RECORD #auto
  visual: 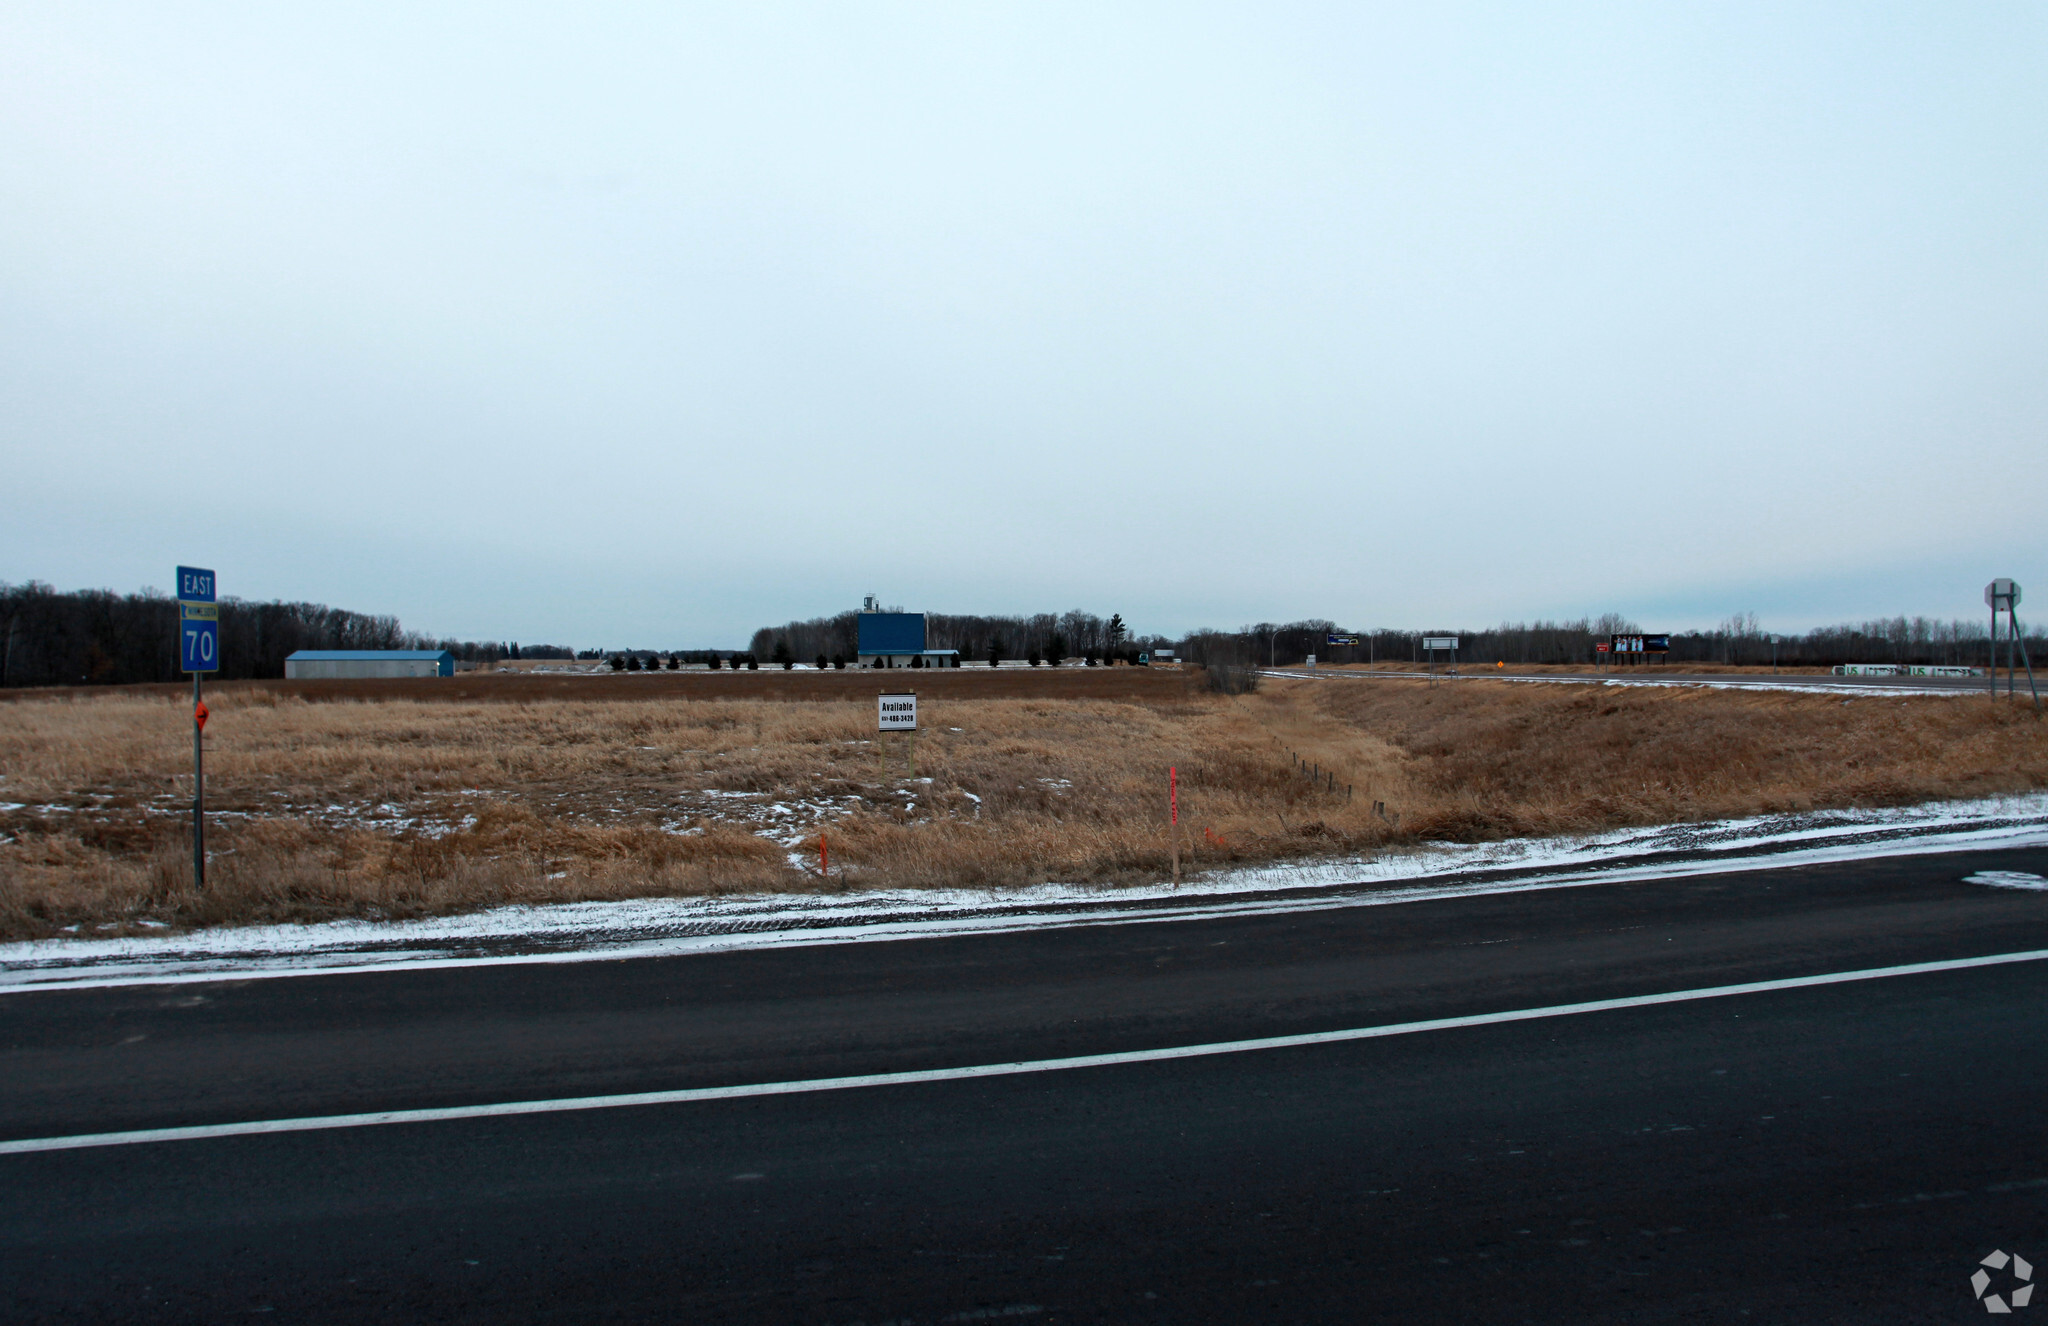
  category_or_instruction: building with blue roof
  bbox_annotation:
[855,599,959,668]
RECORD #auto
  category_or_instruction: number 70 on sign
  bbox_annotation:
[180,608,219,673]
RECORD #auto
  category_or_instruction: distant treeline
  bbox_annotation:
[747,609,2042,673]
[749,609,1175,665]
[9,577,2039,689]
[1185,613,2044,669]
[0,581,567,687]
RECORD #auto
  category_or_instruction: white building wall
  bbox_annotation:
[285,659,442,679]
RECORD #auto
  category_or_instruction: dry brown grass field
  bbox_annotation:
[3,671,2044,939]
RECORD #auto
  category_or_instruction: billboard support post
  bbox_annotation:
[2019,623,2041,716]
[1986,580,2040,716]
[1422,636,1459,684]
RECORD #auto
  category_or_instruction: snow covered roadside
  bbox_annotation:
[1259,668,1978,697]
[5,793,2047,992]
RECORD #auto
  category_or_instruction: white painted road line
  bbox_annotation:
[5,948,2045,1157]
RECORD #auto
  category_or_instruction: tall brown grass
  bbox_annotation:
[2,679,2043,938]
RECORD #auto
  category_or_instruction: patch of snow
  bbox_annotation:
[0,803,24,812]
[1965,870,2048,891]
[5,793,2047,992]
[1261,668,1976,699]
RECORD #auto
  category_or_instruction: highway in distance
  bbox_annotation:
[1264,665,2020,695]
[4,847,2047,1322]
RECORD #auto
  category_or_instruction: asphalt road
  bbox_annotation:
[4,847,2047,1323]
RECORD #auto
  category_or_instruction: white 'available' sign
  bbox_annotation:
[878,693,918,732]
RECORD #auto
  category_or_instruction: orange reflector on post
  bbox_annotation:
[194,700,210,731]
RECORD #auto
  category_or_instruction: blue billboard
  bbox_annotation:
[857,613,927,655]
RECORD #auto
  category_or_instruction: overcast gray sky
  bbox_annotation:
[4,3,2042,647]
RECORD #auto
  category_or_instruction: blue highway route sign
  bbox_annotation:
[177,565,219,673]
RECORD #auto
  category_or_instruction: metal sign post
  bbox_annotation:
[1169,765,1179,889]
[176,566,218,887]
